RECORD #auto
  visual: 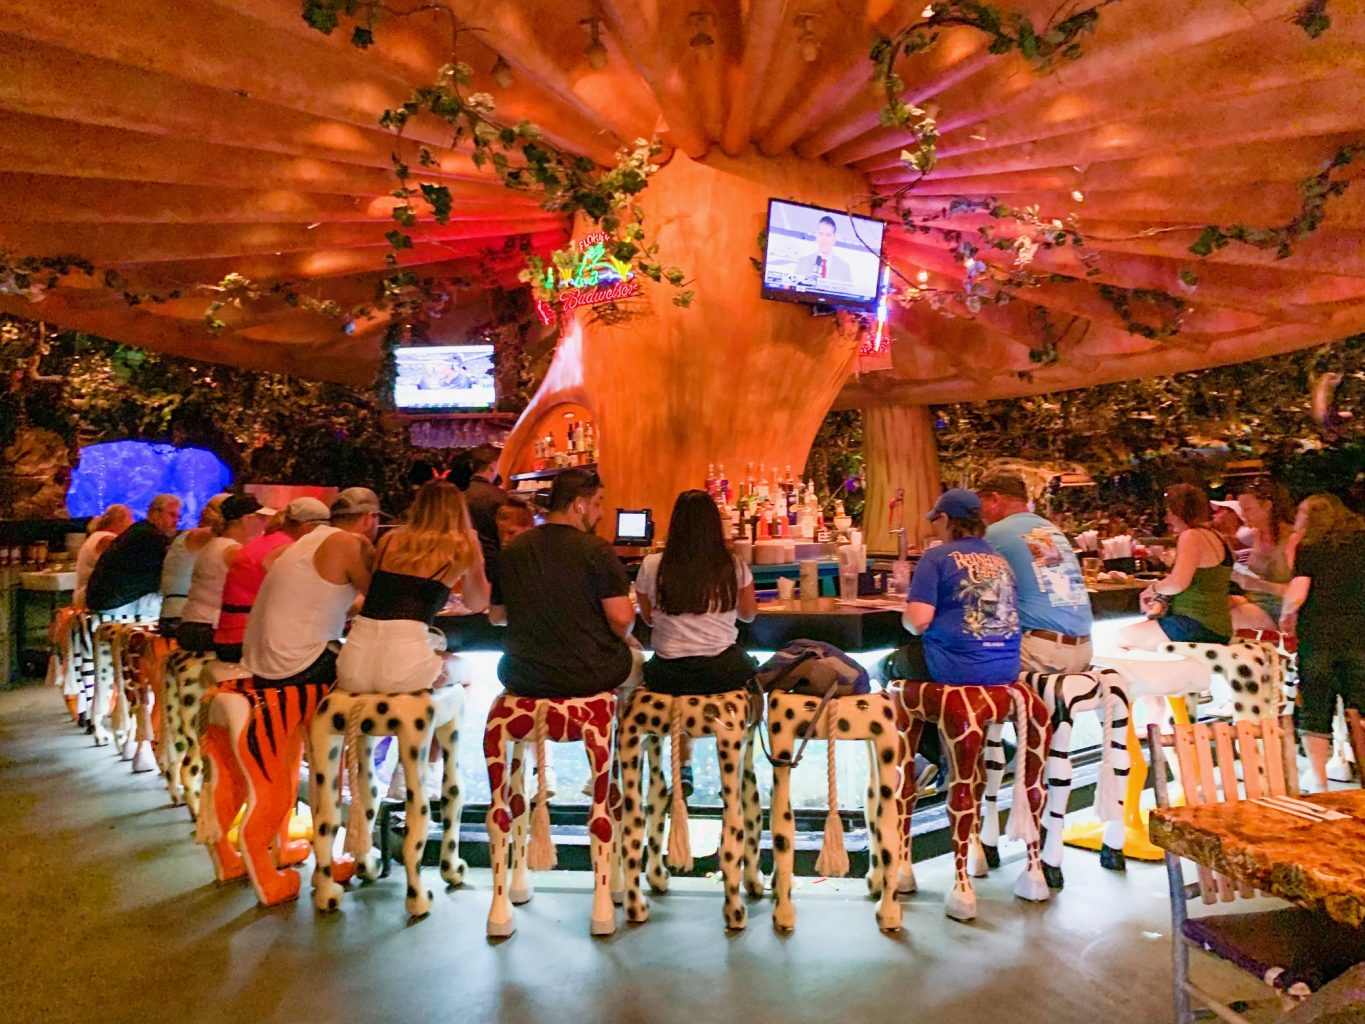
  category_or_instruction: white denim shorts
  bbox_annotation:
[335,617,447,694]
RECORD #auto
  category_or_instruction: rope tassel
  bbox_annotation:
[527,705,557,871]
[343,702,369,860]
[1005,689,1041,845]
[813,704,849,878]
[667,700,693,871]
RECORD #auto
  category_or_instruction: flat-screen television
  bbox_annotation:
[393,344,496,412]
[761,199,886,311]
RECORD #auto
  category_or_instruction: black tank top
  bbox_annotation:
[360,559,454,625]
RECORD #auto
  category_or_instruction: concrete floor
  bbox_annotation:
[0,683,1265,1024]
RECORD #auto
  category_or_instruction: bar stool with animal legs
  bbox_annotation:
[48,606,85,723]
[196,666,332,906]
[160,648,218,815]
[892,680,1051,922]
[123,629,172,774]
[1158,641,1284,723]
[308,685,466,918]
[765,690,906,933]
[89,613,137,747]
[978,669,1131,889]
[482,692,618,938]
[616,688,762,930]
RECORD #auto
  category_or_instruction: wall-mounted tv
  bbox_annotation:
[761,199,886,312]
[393,344,496,412]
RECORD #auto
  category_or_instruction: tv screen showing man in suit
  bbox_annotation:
[393,344,496,411]
[762,200,885,310]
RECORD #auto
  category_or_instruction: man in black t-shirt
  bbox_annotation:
[464,444,507,552]
[491,469,637,698]
[86,493,182,615]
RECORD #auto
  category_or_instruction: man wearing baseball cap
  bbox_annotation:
[892,488,1021,685]
[242,487,379,686]
[978,473,1093,674]
[213,497,330,662]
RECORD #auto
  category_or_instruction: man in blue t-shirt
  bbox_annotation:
[894,488,1021,685]
[977,474,1093,674]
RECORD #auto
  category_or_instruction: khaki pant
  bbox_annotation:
[1019,633,1092,675]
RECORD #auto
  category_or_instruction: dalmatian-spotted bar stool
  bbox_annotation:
[482,692,618,938]
[307,686,466,918]
[766,689,907,933]
[978,669,1131,889]
[616,688,763,930]
[160,649,219,815]
[1158,640,1284,721]
[891,680,1051,923]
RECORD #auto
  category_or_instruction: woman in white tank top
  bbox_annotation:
[159,494,229,631]
[177,495,269,654]
[73,504,133,607]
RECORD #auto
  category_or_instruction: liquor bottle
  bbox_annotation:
[757,471,769,500]
[706,463,717,497]
[718,464,730,504]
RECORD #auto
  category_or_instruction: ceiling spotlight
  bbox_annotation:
[491,54,513,89]
[795,12,821,62]
[1071,190,1085,202]
[688,11,716,55]
[582,15,608,70]
[916,269,930,284]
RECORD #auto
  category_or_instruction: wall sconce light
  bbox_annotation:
[491,54,514,89]
[582,15,608,70]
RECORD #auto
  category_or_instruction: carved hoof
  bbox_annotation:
[982,843,1001,870]
[510,886,533,906]
[896,864,918,896]
[312,878,345,912]
[440,856,468,888]
[865,869,884,898]
[772,903,796,932]
[647,870,670,895]
[1014,867,1051,903]
[1042,862,1065,890]
[132,742,157,773]
[611,888,625,907]
[590,914,616,937]
[876,901,903,933]
[278,839,312,868]
[945,886,977,922]
[256,869,302,907]
[967,838,990,878]
[744,873,765,899]
[406,888,433,919]
[487,900,515,939]
[118,735,137,761]
[726,905,749,932]
[356,851,381,882]
[626,899,650,924]
[1099,845,1127,872]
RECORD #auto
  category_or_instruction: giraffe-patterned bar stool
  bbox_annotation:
[307,686,466,918]
[616,687,763,930]
[978,669,1132,889]
[766,690,907,933]
[482,692,618,938]
[892,679,1051,923]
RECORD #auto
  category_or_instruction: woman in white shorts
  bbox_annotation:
[336,481,490,693]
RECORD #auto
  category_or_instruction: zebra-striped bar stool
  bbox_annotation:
[978,669,1132,889]
[616,687,763,931]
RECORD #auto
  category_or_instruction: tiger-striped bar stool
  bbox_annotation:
[482,692,618,938]
[1157,641,1283,722]
[197,667,326,907]
[978,669,1131,889]
[891,680,1051,923]
[766,690,907,933]
[307,686,466,918]
[616,687,763,931]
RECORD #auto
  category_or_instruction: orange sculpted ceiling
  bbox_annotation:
[1,0,1363,400]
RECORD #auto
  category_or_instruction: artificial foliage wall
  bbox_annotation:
[0,314,446,516]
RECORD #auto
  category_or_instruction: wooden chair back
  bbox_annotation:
[1346,709,1365,781]
[1148,716,1298,905]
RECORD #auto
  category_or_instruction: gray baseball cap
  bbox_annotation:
[330,487,386,518]
[285,497,331,523]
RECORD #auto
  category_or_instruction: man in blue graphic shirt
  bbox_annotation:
[977,474,1093,674]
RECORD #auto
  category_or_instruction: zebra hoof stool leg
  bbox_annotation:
[981,843,1000,869]
[1099,845,1126,872]
[1042,862,1065,890]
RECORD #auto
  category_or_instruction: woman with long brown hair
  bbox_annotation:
[336,480,490,693]
[1120,483,1233,649]
[636,490,758,696]
[1229,476,1299,631]
[1279,494,1365,790]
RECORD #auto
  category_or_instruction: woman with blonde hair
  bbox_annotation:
[1279,494,1365,791]
[1229,477,1299,631]
[337,480,490,693]
[73,504,134,607]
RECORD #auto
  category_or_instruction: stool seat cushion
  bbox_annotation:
[1182,907,1365,993]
